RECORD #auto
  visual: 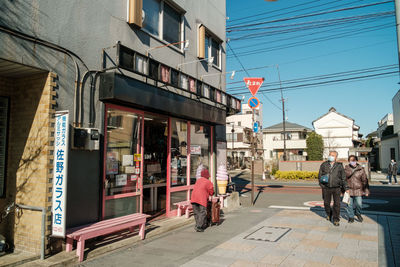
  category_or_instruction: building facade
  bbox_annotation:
[313,107,362,159]
[263,121,312,161]
[0,0,240,256]
[226,103,263,168]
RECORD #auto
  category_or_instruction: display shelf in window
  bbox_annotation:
[135,54,148,75]
[118,45,135,70]
[149,59,159,80]
[160,65,170,83]
[171,69,179,87]
[180,74,188,90]
[189,77,196,93]
[221,93,227,105]
[203,84,210,99]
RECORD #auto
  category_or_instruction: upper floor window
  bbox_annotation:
[142,0,183,49]
[198,25,222,69]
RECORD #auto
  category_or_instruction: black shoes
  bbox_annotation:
[348,218,354,223]
[356,214,363,222]
[333,221,340,226]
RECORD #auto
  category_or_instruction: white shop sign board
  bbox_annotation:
[52,111,69,237]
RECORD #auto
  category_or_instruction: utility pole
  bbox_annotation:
[277,65,287,161]
[395,0,400,76]
[231,123,235,168]
[251,108,255,205]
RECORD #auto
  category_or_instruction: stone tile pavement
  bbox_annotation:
[182,208,395,267]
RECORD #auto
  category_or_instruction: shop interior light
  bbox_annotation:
[177,57,214,69]
[200,70,236,81]
[146,40,189,56]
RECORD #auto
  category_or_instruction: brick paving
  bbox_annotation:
[182,209,382,267]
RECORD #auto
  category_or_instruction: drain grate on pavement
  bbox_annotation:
[243,226,291,242]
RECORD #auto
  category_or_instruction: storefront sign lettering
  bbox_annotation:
[190,145,201,155]
[52,111,69,238]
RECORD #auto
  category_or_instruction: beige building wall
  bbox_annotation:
[0,72,56,254]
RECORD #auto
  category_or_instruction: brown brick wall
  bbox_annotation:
[0,72,56,254]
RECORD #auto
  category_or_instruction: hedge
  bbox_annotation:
[274,170,318,180]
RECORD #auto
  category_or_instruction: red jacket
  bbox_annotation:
[191,178,214,207]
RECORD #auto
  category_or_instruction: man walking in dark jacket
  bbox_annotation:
[318,151,348,226]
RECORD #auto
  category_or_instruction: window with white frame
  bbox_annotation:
[205,35,221,68]
[142,0,183,48]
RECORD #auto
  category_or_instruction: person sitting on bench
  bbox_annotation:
[191,167,214,232]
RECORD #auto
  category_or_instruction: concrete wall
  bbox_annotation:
[279,160,370,174]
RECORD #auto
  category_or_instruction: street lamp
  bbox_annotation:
[201,70,236,81]
[231,122,235,168]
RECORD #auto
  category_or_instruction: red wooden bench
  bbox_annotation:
[65,213,150,262]
[174,201,192,218]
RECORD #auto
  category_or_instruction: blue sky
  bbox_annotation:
[226,0,399,135]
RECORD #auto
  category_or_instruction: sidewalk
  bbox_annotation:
[183,208,399,267]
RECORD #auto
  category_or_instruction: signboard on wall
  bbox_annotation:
[52,111,69,238]
[190,145,201,155]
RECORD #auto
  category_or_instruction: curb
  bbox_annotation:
[268,205,400,217]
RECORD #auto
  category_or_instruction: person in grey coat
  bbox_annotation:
[387,159,398,185]
[318,151,349,226]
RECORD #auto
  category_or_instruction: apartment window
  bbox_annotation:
[142,0,160,36]
[142,0,183,49]
[206,35,221,68]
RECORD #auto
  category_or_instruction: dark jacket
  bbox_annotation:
[318,161,347,190]
[388,162,398,176]
[345,164,369,197]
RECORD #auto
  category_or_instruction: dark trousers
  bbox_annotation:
[322,187,341,222]
[192,203,207,229]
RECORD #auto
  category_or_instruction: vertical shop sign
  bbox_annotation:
[52,111,69,237]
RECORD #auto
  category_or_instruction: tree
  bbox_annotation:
[306,132,324,161]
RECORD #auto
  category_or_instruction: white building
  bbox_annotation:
[313,107,362,159]
[263,122,312,161]
[226,103,263,167]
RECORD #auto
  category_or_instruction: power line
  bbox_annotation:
[230,70,398,95]
[227,1,393,30]
[227,64,397,91]
[227,64,397,90]
[227,42,282,111]
[227,22,394,58]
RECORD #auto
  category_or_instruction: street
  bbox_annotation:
[76,174,400,267]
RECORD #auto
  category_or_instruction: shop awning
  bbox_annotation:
[99,72,226,124]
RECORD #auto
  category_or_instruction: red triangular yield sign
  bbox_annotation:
[243,77,264,96]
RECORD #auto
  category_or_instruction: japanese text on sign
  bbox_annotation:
[52,111,69,238]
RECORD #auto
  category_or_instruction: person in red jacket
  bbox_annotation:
[191,167,214,232]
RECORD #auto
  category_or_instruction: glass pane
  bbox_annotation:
[135,54,148,75]
[170,191,188,211]
[105,109,141,197]
[211,39,219,66]
[203,84,210,98]
[143,114,168,214]
[171,119,187,187]
[180,74,188,90]
[190,123,211,184]
[143,0,160,36]
[104,196,139,219]
[205,36,209,59]
[163,3,181,46]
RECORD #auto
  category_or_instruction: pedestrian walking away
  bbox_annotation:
[191,167,214,232]
[318,151,348,226]
[387,159,398,185]
[345,155,370,223]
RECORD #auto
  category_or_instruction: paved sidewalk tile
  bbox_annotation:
[183,209,382,267]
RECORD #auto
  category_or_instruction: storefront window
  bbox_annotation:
[105,109,141,197]
[190,123,211,184]
[142,114,168,214]
[171,119,187,187]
